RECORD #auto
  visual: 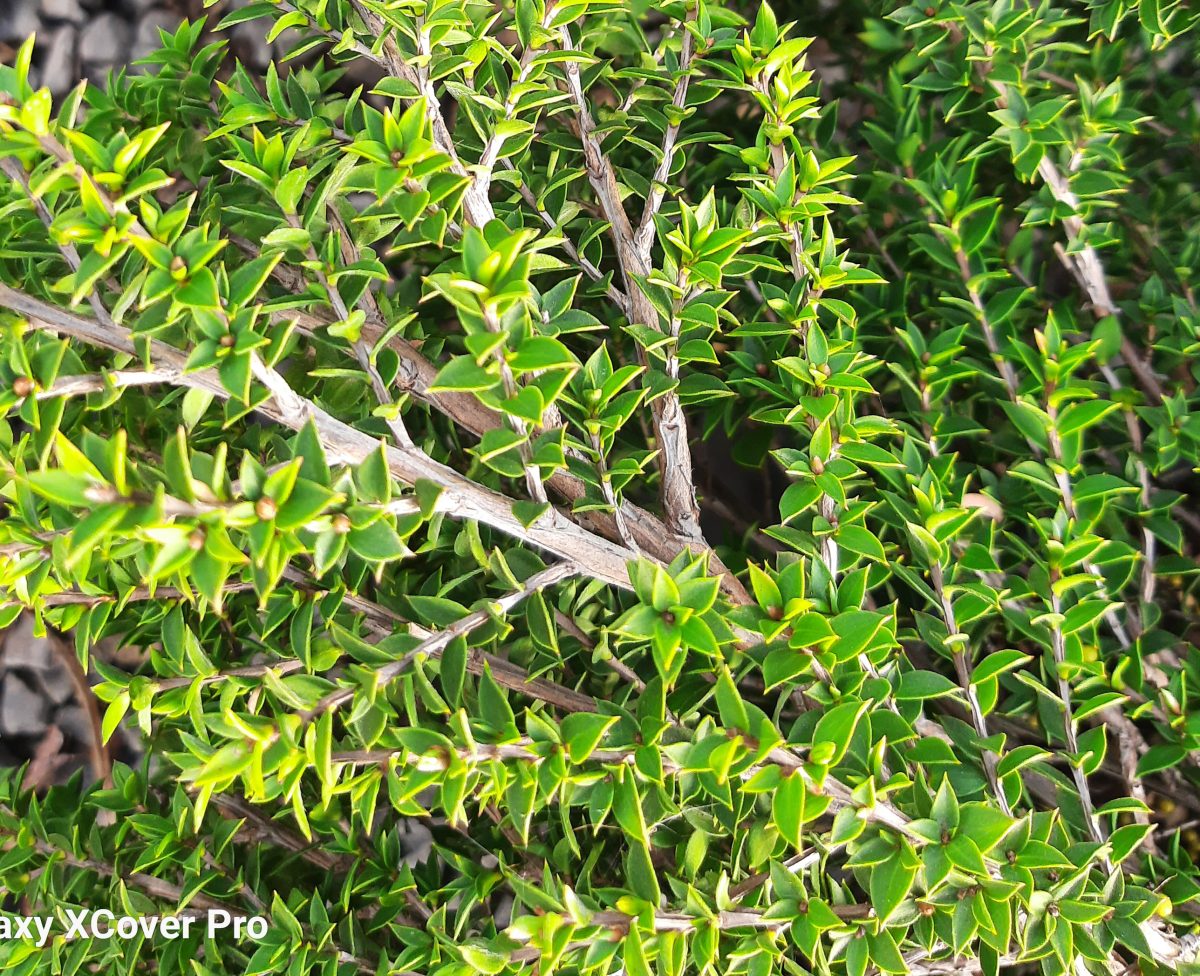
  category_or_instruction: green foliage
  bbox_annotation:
[0,0,1199,975]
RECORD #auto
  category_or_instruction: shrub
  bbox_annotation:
[0,0,1199,974]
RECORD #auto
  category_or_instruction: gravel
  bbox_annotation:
[1,0,313,95]
[79,12,131,65]
[1,615,51,671]
[0,2,40,43]
[0,616,141,787]
[41,0,85,25]
[0,0,350,790]
[41,24,77,94]
[0,673,48,738]
[398,819,434,866]
[131,8,176,60]
[38,660,77,706]
[1,0,192,94]
[53,701,95,747]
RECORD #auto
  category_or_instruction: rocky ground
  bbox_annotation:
[0,0,188,94]
[0,0,478,875]
[0,611,438,862]
[0,0,321,785]
[0,615,143,788]
[0,0,303,95]
[0,0,190,786]
[0,0,388,798]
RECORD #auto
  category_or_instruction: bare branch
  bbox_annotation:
[0,283,641,591]
[559,25,706,545]
[21,369,176,400]
[248,250,749,603]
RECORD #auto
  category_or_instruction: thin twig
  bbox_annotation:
[296,207,413,449]
[930,562,1010,814]
[633,8,699,262]
[304,562,579,719]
